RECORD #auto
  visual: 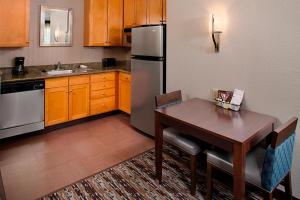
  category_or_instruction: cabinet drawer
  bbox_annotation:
[119,73,131,82]
[91,88,116,99]
[91,72,116,83]
[69,75,90,86]
[91,81,115,91]
[46,77,68,89]
[90,96,116,115]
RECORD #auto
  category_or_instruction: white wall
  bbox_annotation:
[0,0,130,68]
[167,0,300,197]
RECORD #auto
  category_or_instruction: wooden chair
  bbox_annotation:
[206,117,298,200]
[155,90,202,195]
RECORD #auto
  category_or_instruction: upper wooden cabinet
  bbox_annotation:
[0,0,30,47]
[123,0,135,28]
[84,0,123,46]
[84,0,107,46]
[124,0,165,28]
[135,0,147,26]
[108,0,124,45]
[147,0,163,25]
[162,0,166,23]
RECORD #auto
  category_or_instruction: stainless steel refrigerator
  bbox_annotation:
[131,25,166,136]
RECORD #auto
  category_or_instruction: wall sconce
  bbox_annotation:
[212,15,222,52]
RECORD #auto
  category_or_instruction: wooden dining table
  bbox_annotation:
[155,98,277,200]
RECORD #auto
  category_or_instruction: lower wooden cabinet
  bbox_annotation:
[45,72,131,127]
[90,96,116,115]
[69,84,90,120]
[90,72,117,116]
[45,76,90,127]
[45,86,69,127]
[118,73,131,114]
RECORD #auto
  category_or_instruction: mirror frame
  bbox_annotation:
[40,5,73,47]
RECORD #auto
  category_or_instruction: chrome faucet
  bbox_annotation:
[55,62,62,70]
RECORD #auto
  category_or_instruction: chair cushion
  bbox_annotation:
[206,147,266,187]
[163,127,201,155]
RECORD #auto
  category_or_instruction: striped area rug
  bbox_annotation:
[40,146,261,200]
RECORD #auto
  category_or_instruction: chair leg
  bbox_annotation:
[266,192,273,200]
[206,162,213,200]
[261,190,273,200]
[190,154,197,195]
[284,172,292,200]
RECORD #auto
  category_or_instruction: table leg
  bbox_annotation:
[233,143,246,200]
[155,112,163,183]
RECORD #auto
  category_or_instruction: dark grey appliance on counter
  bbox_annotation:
[12,57,27,75]
[131,25,166,136]
[102,58,116,68]
[0,79,45,139]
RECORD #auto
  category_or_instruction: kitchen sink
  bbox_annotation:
[46,69,73,75]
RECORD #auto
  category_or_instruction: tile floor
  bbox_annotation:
[0,114,154,200]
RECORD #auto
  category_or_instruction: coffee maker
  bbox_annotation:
[12,57,26,75]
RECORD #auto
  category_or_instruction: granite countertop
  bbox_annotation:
[0,62,131,83]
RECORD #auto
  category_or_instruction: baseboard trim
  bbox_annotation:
[0,111,122,143]
[44,110,121,133]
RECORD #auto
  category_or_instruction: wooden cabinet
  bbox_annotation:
[108,0,124,45]
[0,0,30,47]
[45,76,90,126]
[45,72,131,126]
[135,0,147,26]
[124,0,165,28]
[162,0,166,23]
[45,78,69,127]
[147,0,163,25]
[118,73,131,114]
[124,0,135,28]
[90,72,117,115]
[84,0,123,46]
[69,76,90,121]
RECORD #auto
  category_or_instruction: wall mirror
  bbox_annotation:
[40,6,73,47]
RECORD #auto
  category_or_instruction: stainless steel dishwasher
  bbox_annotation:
[0,79,45,139]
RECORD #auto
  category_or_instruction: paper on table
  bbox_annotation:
[230,89,244,106]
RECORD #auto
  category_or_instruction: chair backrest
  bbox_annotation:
[155,90,182,109]
[261,117,298,191]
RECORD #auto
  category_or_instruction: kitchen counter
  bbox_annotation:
[0,62,131,83]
